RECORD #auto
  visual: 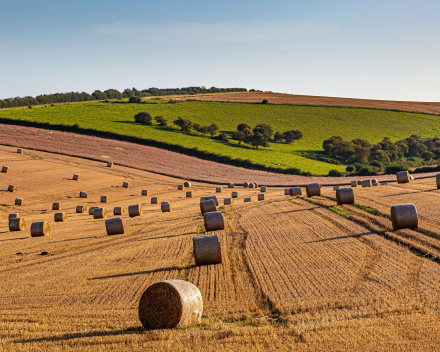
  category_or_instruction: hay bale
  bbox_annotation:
[243,182,249,188]
[336,188,355,205]
[73,174,80,181]
[123,181,130,188]
[204,211,224,231]
[361,179,372,188]
[382,182,388,186]
[306,183,321,197]
[357,180,362,185]
[54,212,67,222]
[437,173,440,189]
[333,186,339,191]
[410,175,414,181]
[216,187,223,193]
[114,206,125,216]
[9,213,19,221]
[94,207,107,219]
[88,206,97,215]
[244,197,253,203]
[178,184,184,190]
[258,194,266,201]
[224,198,233,205]
[2,166,9,173]
[290,187,302,196]
[351,181,357,187]
[231,191,239,198]
[151,197,159,204]
[373,183,379,187]
[106,217,124,236]
[138,280,203,330]
[52,202,61,211]
[31,221,50,237]
[200,200,216,215]
[76,205,87,213]
[100,196,109,203]
[249,183,255,189]
[391,203,418,230]
[186,191,193,198]
[228,183,234,188]
[200,196,208,202]
[15,198,24,206]
[193,234,222,266]
[8,185,16,192]
[9,218,25,231]
[372,179,378,184]
[107,162,114,168]
[260,186,267,192]
[80,191,87,198]
[17,148,23,154]
[142,189,149,196]
[284,188,290,195]
[129,204,143,217]
[161,202,172,212]
[396,171,410,184]
[184,181,192,187]
[206,195,218,206]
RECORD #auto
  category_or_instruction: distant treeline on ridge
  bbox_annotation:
[0,86,248,109]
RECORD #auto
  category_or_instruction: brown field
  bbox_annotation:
[1,145,440,351]
[166,91,440,115]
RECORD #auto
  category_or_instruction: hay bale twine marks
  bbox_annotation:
[437,173,440,189]
[54,212,67,222]
[100,196,109,203]
[231,191,239,198]
[216,187,223,193]
[410,175,414,181]
[333,186,339,191]
[10,218,25,231]
[204,211,224,231]
[186,191,193,198]
[138,280,203,330]
[114,206,125,216]
[249,183,255,189]
[2,166,9,173]
[243,182,249,188]
[193,234,222,266]
[228,183,234,188]
[76,205,87,213]
[357,180,362,185]
[151,197,159,204]
[206,195,219,206]
[244,197,253,203]
[361,179,372,188]
[73,174,80,181]
[9,213,19,221]
[94,207,107,219]
[107,161,114,168]
[336,188,355,205]
[123,181,130,188]
[129,204,143,217]
[396,171,410,184]
[31,221,50,237]
[8,185,16,192]
[88,206,97,215]
[80,191,87,198]
[284,188,291,195]
[184,181,191,188]
[142,189,149,196]
[258,194,266,201]
[260,186,267,192]
[17,148,24,154]
[200,200,216,215]
[161,202,172,212]
[178,184,184,190]
[391,203,418,230]
[52,202,61,211]
[290,187,302,196]
[106,217,124,236]
[351,181,357,187]
[224,198,233,205]
[306,183,321,197]
[15,198,24,206]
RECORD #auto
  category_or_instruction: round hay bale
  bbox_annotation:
[258,194,266,201]
[260,186,267,192]
[372,179,378,184]
[54,212,67,222]
[186,191,193,198]
[357,180,362,185]
[94,207,107,219]
[73,174,80,181]
[138,280,203,330]
[254,183,259,188]
[100,196,109,203]
[128,204,143,217]
[243,182,249,188]
[336,188,355,205]
[123,181,130,188]
[88,206,97,215]
[9,218,25,231]
[284,188,291,195]
[216,187,223,193]
[306,183,321,197]
[249,183,255,189]
[228,183,234,188]
[80,191,87,198]
[361,179,372,188]
[290,187,302,196]
[142,189,149,196]
[351,181,357,187]
[52,202,61,211]
[17,148,24,154]
[206,195,218,206]
[114,206,125,216]
[396,171,410,184]
[76,205,87,213]
[391,203,418,230]
[200,200,216,215]
[2,166,9,173]
[8,185,16,192]
[161,202,172,212]
[151,197,159,204]
[382,182,388,186]
[184,181,191,187]
[224,198,233,205]
[333,186,339,191]
[204,211,224,231]
[200,196,208,202]
[410,175,414,181]
[15,198,24,206]
[9,213,19,221]
[107,162,114,168]
[373,183,379,187]
[178,184,184,190]
[106,217,124,236]
[244,197,253,203]
[231,191,239,198]
[31,221,50,237]
[436,173,440,189]
[193,234,222,266]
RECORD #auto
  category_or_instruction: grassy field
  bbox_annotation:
[2,100,440,174]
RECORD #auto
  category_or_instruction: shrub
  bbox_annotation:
[328,169,342,177]
[274,131,283,142]
[282,130,303,144]
[155,115,167,126]
[359,166,376,176]
[173,116,192,132]
[208,124,219,137]
[129,96,142,103]
[353,163,364,172]
[134,112,153,124]
[215,133,229,142]
[370,160,383,169]
[233,131,246,144]
[346,165,355,172]
[237,123,251,132]
[261,99,268,104]
[385,163,408,174]
[253,124,273,140]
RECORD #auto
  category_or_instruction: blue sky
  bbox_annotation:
[1,0,439,101]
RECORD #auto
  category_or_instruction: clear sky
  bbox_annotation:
[1,0,439,101]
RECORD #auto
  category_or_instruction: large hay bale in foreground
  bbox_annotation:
[244,197,253,203]
[100,196,109,203]
[216,187,223,193]
[437,173,440,189]
[94,208,107,219]
[8,185,16,192]
[258,194,266,201]
[178,184,184,190]
[243,182,249,188]
[260,186,267,192]
[200,200,216,215]
[2,166,9,173]
[9,213,19,221]
[122,181,130,188]
[31,221,50,237]
[107,162,114,168]
[204,211,224,231]
[228,183,234,188]
[186,191,193,198]
[9,218,25,231]
[351,181,357,187]
[184,181,191,188]
[361,180,372,188]
[129,204,143,217]
[80,191,87,198]
[151,197,159,204]
[15,198,24,206]
[306,183,321,197]
[52,202,61,211]
[290,187,302,196]
[231,191,239,198]
[193,234,222,266]
[206,195,218,206]
[17,148,23,154]
[73,174,80,181]
[106,217,124,235]
[396,171,410,184]
[142,190,149,196]
[88,206,97,215]
[391,203,418,230]
[224,198,233,205]
[76,205,87,213]
[114,206,125,216]
[336,188,355,205]
[138,280,203,330]
[161,202,172,212]
[54,212,67,222]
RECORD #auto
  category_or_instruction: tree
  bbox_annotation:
[282,130,303,144]
[237,123,251,132]
[233,131,246,144]
[128,96,142,103]
[192,123,201,134]
[155,115,167,126]
[134,112,153,124]
[208,124,219,137]
[245,132,269,150]
[274,131,283,142]
[215,133,229,142]
[261,99,269,104]
[173,116,192,132]
[253,124,273,140]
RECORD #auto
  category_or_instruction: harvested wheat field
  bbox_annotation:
[1,144,440,351]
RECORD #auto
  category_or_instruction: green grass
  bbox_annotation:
[2,100,440,174]
[352,204,381,216]
[328,206,351,217]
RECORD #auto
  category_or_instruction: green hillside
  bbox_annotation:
[1,100,440,175]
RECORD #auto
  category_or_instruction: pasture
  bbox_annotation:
[1,145,440,350]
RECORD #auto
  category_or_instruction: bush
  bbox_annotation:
[155,115,167,126]
[274,131,283,142]
[370,160,383,169]
[353,163,364,172]
[385,163,408,174]
[215,133,229,142]
[129,96,142,103]
[328,169,343,177]
[346,165,355,172]
[261,99,268,104]
[359,166,376,176]
[237,123,251,132]
[134,112,153,124]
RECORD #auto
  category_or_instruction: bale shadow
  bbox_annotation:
[304,232,374,243]
[46,236,97,244]
[0,237,27,242]
[90,265,193,280]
